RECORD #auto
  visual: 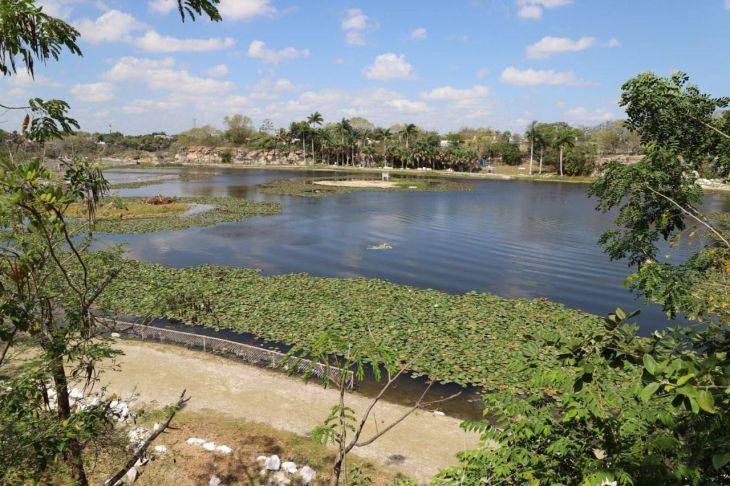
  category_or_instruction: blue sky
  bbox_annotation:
[2,0,729,135]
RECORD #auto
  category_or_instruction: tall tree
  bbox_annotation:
[307,111,323,163]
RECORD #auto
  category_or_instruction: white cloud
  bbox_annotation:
[500,67,586,86]
[341,8,373,45]
[606,38,621,48]
[75,10,146,44]
[247,40,310,64]
[334,58,346,65]
[409,27,427,40]
[149,0,176,14]
[565,106,615,123]
[526,36,595,59]
[37,0,79,18]
[70,82,116,102]
[219,0,276,20]
[516,0,573,20]
[105,57,235,95]
[341,8,368,30]
[476,68,489,79]
[206,64,229,77]
[421,85,490,101]
[387,98,429,112]
[346,31,366,46]
[363,53,418,81]
[130,31,235,52]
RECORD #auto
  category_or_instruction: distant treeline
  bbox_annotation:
[0,115,642,175]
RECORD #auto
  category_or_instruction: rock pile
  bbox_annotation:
[254,454,317,485]
[185,437,234,455]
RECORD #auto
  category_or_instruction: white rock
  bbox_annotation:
[256,455,268,465]
[152,422,162,431]
[209,475,222,486]
[154,445,167,453]
[133,456,148,468]
[270,471,291,486]
[203,441,217,451]
[121,467,137,484]
[215,445,232,454]
[281,461,297,474]
[186,437,206,446]
[433,410,446,416]
[265,454,281,471]
[299,466,316,485]
[69,387,84,400]
[127,427,149,446]
[111,332,121,338]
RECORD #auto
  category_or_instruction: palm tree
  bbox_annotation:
[526,121,537,175]
[307,112,323,163]
[554,125,577,176]
[402,123,418,150]
[335,118,353,165]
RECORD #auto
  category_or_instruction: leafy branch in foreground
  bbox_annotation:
[285,333,459,485]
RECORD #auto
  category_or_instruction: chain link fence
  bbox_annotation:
[102,319,354,389]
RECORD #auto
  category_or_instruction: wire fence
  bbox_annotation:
[102,319,354,389]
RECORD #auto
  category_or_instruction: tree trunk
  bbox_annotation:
[312,139,315,163]
[559,146,564,176]
[329,451,344,486]
[302,138,306,163]
[51,352,88,485]
[529,140,534,175]
[539,148,543,175]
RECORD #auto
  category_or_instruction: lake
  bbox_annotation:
[104,167,730,334]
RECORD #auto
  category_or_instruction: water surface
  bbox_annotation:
[103,167,730,334]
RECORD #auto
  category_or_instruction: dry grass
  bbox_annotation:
[86,409,412,486]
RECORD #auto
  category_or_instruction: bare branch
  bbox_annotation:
[644,184,730,249]
[105,390,190,486]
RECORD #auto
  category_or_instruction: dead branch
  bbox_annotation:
[105,390,189,486]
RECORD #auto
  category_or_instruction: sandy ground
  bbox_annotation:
[313,180,399,188]
[103,341,479,482]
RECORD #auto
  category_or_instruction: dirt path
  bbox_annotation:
[104,341,479,482]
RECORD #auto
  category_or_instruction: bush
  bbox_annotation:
[219,150,233,164]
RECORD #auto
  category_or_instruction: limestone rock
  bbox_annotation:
[215,445,232,454]
[299,466,316,485]
[186,437,206,446]
[121,467,137,484]
[209,475,222,486]
[265,454,281,471]
[281,461,297,474]
[269,471,291,486]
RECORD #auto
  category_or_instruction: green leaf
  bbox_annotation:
[712,452,730,470]
[697,390,716,414]
[639,382,660,402]
[643,354,658,376]
[676,373,695,386]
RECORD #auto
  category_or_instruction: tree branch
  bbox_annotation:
[644,184,730,249]
[105,390,189,486]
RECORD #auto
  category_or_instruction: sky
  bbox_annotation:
[2,0,729,135]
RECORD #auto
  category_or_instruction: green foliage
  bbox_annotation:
[219,149,233,163]
[96,258,601,387]
[0,0,81,77]
[176,0,221,22]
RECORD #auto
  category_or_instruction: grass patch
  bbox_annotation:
[86,410,409,485]
[257,177,472,197]
[97,259,602,388]
[71,196,281,234]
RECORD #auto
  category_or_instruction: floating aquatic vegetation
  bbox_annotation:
[96,258,603,388]
[71,196,281,234]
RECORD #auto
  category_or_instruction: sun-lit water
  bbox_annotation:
[103,167,730,335]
